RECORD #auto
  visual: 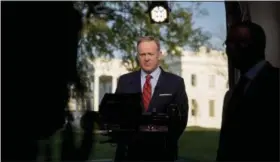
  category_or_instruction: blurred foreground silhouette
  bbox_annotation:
[2,2,100,161]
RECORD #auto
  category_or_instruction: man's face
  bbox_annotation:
[137,41,162,73]
[226,27,253,70]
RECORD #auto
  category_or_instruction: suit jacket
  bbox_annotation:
[116,68,188,115]
[115,67,189,161]
[216,61,279,161]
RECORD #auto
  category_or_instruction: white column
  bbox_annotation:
[94,74,100,112]
[112,76,118,93]
[198,98,209,128]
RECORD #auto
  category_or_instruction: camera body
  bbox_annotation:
[97,93,181,144]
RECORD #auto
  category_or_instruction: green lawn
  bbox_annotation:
[39,127,220,162]
[178,127,220,161]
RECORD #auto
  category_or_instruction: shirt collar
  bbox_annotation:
[245,60,266,80]
[141,66,161,79]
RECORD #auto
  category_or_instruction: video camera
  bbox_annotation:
[97,93,182,144]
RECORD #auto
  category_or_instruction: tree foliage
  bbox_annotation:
[75,1,211,88]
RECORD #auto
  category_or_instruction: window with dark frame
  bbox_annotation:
[191,99,198,117]
[191,74,197,87]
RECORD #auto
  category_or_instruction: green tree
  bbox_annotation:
[75,1,211,89]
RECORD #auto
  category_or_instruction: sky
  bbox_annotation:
[177,2,227,49]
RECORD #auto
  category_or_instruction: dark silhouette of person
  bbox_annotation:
[2,2,88,161]
[114,36,189,161]
[216,21,279,161]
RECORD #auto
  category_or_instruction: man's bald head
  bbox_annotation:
[227,21,266,51]
[225,21,266,71]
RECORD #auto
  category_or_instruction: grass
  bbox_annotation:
[178,127,220,161]
[39,127,220,162]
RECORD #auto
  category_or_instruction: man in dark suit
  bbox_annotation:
[115,36,189,161]
[216,21,279,161]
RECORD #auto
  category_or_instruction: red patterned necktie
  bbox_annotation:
[142,74,152,111]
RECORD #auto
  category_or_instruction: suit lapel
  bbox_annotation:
[244,62,271,97]
[147,67,165,112]
[227,62,270,105]
[131,70,142,93]
[224,62,270,122]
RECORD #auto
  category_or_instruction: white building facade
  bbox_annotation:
[69,47,228,129]
[165,47,228,128]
